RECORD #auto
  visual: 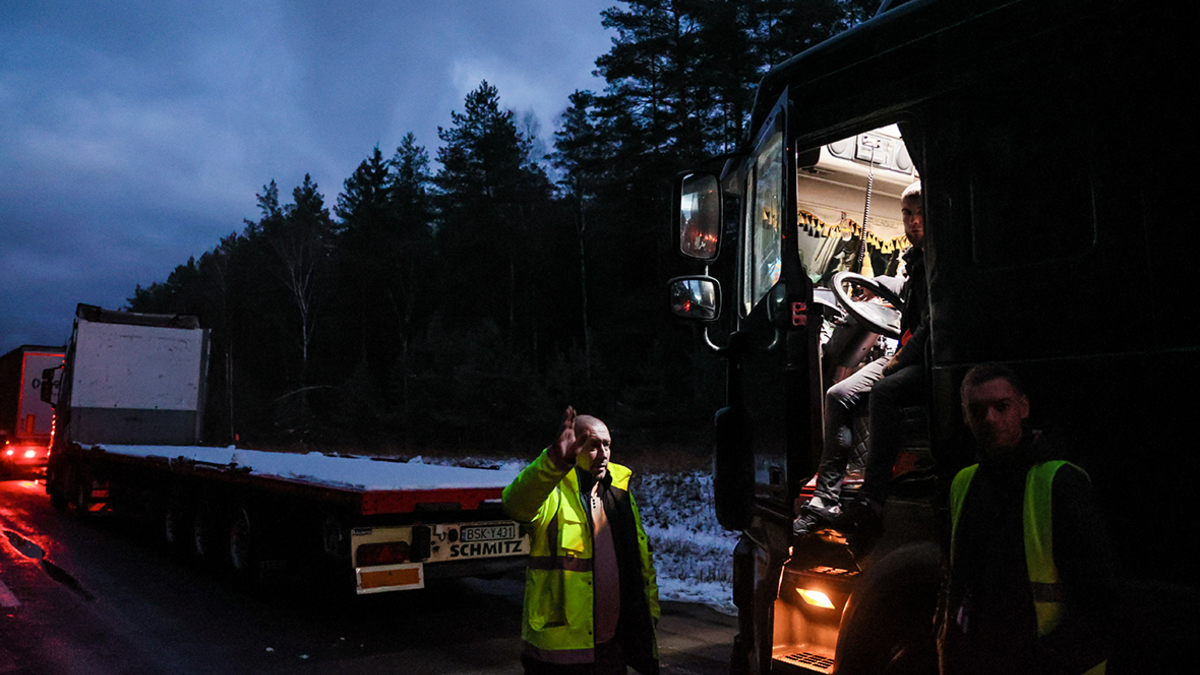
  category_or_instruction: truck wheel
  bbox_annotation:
[836,544,940,675]
[228,509,256,575]
[164,506,188,548]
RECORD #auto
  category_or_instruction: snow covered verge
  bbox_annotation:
[634,471,738,615]
[413,455,739,614]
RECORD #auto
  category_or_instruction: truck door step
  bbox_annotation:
[773,649,834,674]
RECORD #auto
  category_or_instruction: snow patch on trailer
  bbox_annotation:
[93,445,521,490]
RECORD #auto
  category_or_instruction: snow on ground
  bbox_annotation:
[94,445,739,614]
[634,471,739,614]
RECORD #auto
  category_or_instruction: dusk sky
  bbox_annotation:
[1,0,615,353]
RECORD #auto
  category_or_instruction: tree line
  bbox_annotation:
[128,0,878,454]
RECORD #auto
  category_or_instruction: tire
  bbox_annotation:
[192,505,219,560]
[164,505,189,548]
[73,477,92,519]
[836,543,940,675]
[228,508,256,575]
[48,484,68,510]
[320,515,349,563]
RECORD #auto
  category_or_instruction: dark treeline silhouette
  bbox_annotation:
[128,0,878,454]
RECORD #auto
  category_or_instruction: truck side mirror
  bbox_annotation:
[675,172,722,261]
[669,276,722,322]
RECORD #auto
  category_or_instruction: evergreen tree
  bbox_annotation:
[333,137,435,441]
[434,81,552,350]
[550,90,611,378]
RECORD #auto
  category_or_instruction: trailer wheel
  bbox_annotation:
[48,484,68,510]
[73,477,92,519]
[228,509,256,574]
[164,505,188,548]
[320,515,350,563]
[192,505,219,560]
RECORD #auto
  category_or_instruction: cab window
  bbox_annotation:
[742,120,785,316]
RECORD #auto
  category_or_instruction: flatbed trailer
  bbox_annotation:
[55,442,526,593]
[45,304,528,593]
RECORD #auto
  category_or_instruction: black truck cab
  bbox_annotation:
[669,1,1193,673]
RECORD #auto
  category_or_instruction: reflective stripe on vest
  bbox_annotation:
[950,461,1106,675]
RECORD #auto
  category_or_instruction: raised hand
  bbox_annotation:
[548,406,580,469]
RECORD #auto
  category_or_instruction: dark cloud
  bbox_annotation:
[0,0,612,351]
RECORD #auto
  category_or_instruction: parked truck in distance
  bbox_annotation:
[0,345,65,477]
[46,304,528,593]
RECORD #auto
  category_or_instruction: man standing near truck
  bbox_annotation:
[503,407,660,675]
[940,364,1113,674]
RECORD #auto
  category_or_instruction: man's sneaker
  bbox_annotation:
[792,510,822,537]
[792,503,839,537]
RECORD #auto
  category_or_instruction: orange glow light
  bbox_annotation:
[797,588,836,609]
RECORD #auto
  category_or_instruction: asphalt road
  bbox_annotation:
[0,478,735,675]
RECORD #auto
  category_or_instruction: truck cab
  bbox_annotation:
[669,0,1192,673]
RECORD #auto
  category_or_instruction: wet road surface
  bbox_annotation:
[0,478,734,674]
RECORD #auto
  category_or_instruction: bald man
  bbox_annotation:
[503,407,660,675]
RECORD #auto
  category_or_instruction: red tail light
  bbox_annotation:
[356,541,410,567]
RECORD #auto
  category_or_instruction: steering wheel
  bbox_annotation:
[830,271,904,339]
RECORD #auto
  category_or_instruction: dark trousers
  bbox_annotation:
[861,362,927,505]
[814,356,887,504]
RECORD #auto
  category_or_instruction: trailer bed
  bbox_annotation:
[81,444,520,516]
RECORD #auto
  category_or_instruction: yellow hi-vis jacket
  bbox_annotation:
[502,448,660,669]
[950,460,1105,675]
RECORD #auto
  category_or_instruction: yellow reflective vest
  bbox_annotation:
[950,460,1105,675]
[502,448,660,668]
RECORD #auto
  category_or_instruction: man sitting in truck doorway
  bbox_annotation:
[503,407,660,675]
[940,363,1113,675]
[794,180,928,537]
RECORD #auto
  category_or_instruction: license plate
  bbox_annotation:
[460,523,517,542]
[447,521,526,560]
